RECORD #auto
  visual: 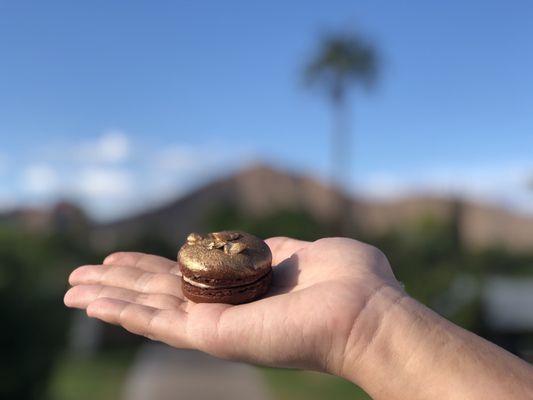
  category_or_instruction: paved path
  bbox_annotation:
[122,343,273,400]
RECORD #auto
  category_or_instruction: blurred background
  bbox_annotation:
[1,1,533,399]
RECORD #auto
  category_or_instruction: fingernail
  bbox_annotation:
[64,289,74,306]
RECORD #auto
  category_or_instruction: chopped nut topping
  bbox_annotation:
[224,241,247,255]
[212,240,226,249]
[187,233,203,244]
[186,231,245,254]
[211,231,241,241]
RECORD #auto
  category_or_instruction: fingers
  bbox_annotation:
[103,252,180,275]
[86,298,191,348]
[69,265,183,298]
[265,236,309,265]
[64,284,184,310]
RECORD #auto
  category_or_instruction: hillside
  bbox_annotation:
[89,165,533,253]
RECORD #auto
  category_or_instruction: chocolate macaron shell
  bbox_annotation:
[178,231,272,282]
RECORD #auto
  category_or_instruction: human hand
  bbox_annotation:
[64,236,533,400]
[64,237,404,376]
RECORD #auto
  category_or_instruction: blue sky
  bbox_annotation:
[1,1,532,220]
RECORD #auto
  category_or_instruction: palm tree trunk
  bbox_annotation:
[332,95,350,186]
[331,91,353,236]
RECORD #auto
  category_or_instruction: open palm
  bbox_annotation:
[65,236,402,375]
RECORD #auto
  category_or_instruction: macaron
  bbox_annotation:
[178,231,272,304]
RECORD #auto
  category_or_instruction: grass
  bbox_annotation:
[47,350,133,400]
[261,367,371,400]
[49,351,371,400]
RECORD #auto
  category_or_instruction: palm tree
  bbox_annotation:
[304,31,378,234]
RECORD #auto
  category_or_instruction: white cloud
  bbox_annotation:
[359,161,533,214]
[155,145,198,172]
[7,132,257,220]
[76,167,133,198]
[153,142,257,175]
[78,130,130,163]
[22,164,59,195]
[99,130,130,162]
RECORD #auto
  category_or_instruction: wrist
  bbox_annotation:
[338,288,533,400]
[337,285,444,398]
[335,283,408,378]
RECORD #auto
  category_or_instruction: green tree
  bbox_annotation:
[0,228,94,400]
[304,31,378,233]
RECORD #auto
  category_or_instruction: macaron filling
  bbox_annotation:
[182,268,271,289]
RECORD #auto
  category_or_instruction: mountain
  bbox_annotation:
[0,201,88,234]
[90,165,343,249]
[90,164,533,253]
